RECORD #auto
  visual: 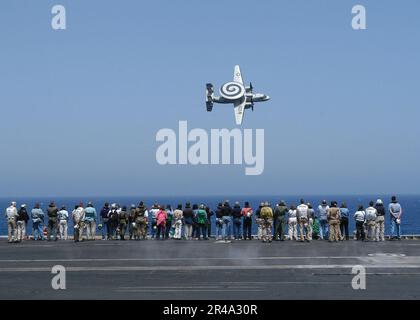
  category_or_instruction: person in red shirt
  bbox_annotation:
[241,202,253,240]
[156,206,168,240]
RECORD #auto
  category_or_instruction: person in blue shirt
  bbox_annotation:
[84,202,97,240]
[31,203,45,241]
[388,196,403,240]
[165,205,173,239]
[339,202,350,240]
[232,202,242,240]
[317,200,329,240]
[100,203,110,240]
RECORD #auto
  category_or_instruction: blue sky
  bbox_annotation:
[0,0,419,197]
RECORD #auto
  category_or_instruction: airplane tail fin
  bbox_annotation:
[206,83,214,112]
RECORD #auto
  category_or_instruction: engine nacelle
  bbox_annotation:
[245,102,254,111]
[220,82,245,101]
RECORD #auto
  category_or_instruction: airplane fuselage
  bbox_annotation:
[213,93,269,104]
[213,92,270,109]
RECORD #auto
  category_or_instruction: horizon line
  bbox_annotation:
[0,193,418,199]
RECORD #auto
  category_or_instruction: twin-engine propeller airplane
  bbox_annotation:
[206,65,270,125]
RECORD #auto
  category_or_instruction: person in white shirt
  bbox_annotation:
[296,199,310,242]
[354,205,366,241]
[173,204,183,240]
[5,201,18,243]
[58,206,69,240]
[365,201,377,241]
[288,205,298,241]
[72,203,85,242]
[149,204,160,239]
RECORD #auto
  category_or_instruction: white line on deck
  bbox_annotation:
[0,256,394,263]
[115,289,265,292]
[0,264,420,272]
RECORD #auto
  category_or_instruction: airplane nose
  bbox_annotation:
[265,95,270,100]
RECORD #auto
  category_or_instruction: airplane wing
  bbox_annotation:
[234,98,246,125]
[233,65,243,84]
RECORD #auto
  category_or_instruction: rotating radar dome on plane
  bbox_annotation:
[220,82,245,100]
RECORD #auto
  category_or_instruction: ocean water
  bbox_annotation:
[1,195,419,236]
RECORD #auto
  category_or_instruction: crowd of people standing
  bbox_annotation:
[4,196,403,243]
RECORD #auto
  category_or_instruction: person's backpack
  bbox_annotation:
[243,208,252,219]
[260,207,272,219]
[111,210,119,222]
[119,211,127,223]
[197,210,207,224]
[365,208,376,221]
[129,209,136,222]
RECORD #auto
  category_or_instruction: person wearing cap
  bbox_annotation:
[183,202,194,240]
[72,203,85,242]
[296,199,310,242]
[117,206,129,240]
[165,205,174,239]
[31,203,45,240]
[241,201,253,240]
[134,201,149,240]
[375,199,386,241]
[260,202,274,243]
[57,205,69,240]
[365,201,377,241]
[192,204,200,239]
[149,204,160,239]
[317,200,330,240]
[205,206,214,239]
[307,203,315,240]
[128,204,137,240]
[354,205,366,241]
[339,203,350,241]
[84,202,97,240]
[327,201,341,242]
[232,202,242,240]
[100,203,110,240]
[273,201,288,241]
[109,203,120,239]
[47,201,59,241]
[5,202,18,243]
[115,204,123,238]
[173,204,183,240]
[287,204,298,240]
[221,201,233,241]
[389,196,402,240]
[255,203,264,240]
[16,204,30,242]
[215,203,224,240]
